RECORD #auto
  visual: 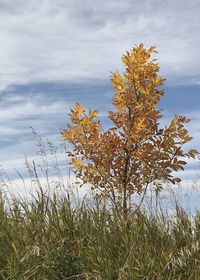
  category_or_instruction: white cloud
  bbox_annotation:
[0,101,65,122]
[0,0,199,90]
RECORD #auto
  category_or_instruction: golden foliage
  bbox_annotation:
[62,44,198,210]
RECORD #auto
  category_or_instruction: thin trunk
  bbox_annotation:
[123,185,127,218]
[123,148,131,218]
[122,106,132,219]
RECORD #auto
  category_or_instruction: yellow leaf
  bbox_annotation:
[89,110,98,119]
[71,158,85,169]
[74,103,85,116]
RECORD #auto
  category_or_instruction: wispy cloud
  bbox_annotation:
[0,0,200,90]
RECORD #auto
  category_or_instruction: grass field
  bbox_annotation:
[1,183,200,279]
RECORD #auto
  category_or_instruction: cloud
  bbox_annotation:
[0,81,112,134]
[0,0,199,90]
[0,81,113,173]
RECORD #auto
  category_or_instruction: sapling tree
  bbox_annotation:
[62,44,197,216]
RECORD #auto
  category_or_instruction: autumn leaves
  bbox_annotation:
[62,43,197,214]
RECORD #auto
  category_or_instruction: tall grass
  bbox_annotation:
[0,135,200,279]
[1,187,200,279]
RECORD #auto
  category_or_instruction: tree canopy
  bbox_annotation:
[62,43,197,215]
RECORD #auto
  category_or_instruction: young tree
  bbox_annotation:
[62,43,197,216]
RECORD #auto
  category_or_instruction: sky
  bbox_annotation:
[0,0,200,202]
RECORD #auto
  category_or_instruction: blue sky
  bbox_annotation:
[0,0,200,197]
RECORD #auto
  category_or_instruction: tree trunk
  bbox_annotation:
[123,185,128,219]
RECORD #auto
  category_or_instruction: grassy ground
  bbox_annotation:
[0,186,200,280]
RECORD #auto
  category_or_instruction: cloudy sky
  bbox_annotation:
[0,0,200,197]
